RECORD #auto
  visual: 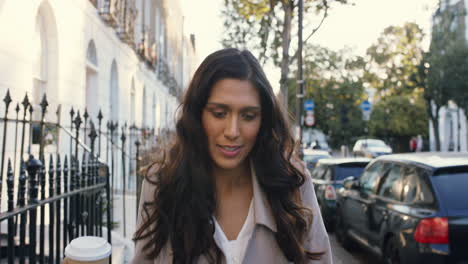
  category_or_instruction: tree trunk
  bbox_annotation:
[430,107,441,151]
[427,98,441,151]
[279,1,293,110]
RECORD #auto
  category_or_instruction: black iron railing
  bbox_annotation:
[0,90,158,263]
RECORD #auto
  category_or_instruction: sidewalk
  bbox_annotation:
[111,192,137,263]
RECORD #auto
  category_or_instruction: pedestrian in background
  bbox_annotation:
[132,48,331,264]
[416,135,423,152]
[410,136,417,152]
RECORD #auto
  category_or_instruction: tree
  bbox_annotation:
[368,95,428,152]
[363,22,428,149]
[288,44,367,147]
[421,1,468,150]
[221,0,348,107]
[365,22,425,98]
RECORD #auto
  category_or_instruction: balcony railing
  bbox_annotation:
[137,37,157,69]
[98,0,119,27]
[89,0,98,8]
[117,4,137,45]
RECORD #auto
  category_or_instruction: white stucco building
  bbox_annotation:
[0,0,197,136]
[0,0,198,193]
[429,0,468,151]
[429,101,467,151]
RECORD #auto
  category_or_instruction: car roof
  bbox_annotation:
[375,152,468,169]
[303,149,331,156]
[316,157,371,165]
[356,138,385,143]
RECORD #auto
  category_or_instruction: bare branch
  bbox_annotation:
[290,6,329,65]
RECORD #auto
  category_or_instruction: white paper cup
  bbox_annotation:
[64,236,111,264]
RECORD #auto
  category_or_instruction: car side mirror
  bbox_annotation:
[343,176,358,190]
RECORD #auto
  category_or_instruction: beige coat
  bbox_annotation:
[131,164,333,264]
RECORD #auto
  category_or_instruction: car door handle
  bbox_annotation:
[382,211,388,219]
[361,204,368,211]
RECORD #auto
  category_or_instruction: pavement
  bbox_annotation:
[111,192,137,264]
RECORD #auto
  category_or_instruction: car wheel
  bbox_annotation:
[319,203,334,232]
[335,210,354,250]
[383,236,401,264]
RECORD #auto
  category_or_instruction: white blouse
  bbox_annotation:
[213,200,255,264]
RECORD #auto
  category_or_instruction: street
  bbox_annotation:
[329,233,380,264]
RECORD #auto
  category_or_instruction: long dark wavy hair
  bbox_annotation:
[133,48,323,263]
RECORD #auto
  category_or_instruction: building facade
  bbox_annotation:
[0,0,197,136]
[0,0,197,193]
[429,0,468,151]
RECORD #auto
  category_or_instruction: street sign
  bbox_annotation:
[361,100,371,112]
[305,110,315,126]
[361,100,371,121]
[304,99,315,111]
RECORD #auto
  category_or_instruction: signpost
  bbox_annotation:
[361,100,371,121]
[304,99,315,127]
[305,111,315,126]
[304,99,315,111]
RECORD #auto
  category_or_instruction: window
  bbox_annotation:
[86,40,99,118]
[33,14,47,102]
[312,165,326,180]
[323,167,332,181]
[401,167,435,205]
[432,166,468,210]
[378,164,403,201]
[359,162,388,195]
[334,163,368,181]
[142,86,147,127]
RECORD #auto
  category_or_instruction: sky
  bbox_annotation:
[181,0,440,93]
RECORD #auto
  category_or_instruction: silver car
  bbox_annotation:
[352,139,392,158]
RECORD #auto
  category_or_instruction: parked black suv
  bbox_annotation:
[335,152,468,264]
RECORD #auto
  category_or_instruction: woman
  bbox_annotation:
[132,48,332,264]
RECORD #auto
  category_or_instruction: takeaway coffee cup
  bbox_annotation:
[64,236,111,264]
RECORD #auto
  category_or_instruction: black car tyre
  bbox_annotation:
[319,202,334,232]
[335,209,354,250]
[383,236,401,264]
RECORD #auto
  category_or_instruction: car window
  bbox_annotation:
[334,163,368,181]
[432,166,468,210]
[324,167,332,181]
[367,140,387,148]
[355,141,361,148]
[401,167,434,205]
[359,162,388,195]
[378,164,403,201]
[312,165,325,180]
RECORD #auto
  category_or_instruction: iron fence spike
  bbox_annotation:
[4,89,12,107]
[40,94,49,113]
[21,94,29,109]
[73,111,83,130]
